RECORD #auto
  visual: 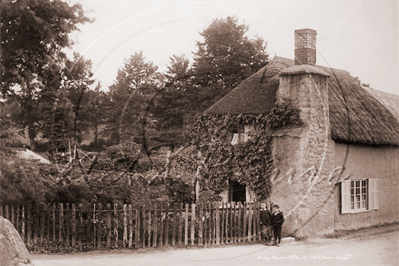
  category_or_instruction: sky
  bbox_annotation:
[67,0,398,95]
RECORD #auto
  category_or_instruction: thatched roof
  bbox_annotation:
[205,56,399,146]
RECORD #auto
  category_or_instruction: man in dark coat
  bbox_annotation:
[271,204,284,247]
[259,202,272,243]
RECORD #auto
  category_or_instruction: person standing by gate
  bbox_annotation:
[259,202,272,244]
[271,204,284,247]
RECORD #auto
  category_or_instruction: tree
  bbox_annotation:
[105,52,161,146]
[150,55,195,146]
[82,83,109,144]
[40,53,95,148]
[1,0,92,149]
[193,16,269,89]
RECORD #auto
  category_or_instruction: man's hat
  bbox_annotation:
[273,204,279,208]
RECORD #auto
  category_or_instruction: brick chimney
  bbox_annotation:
[295,29,317,65]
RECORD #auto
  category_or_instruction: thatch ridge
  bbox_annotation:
[363,87,399,121]
[204,56,399,146]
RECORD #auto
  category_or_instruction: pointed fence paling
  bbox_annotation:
[0,201,272,249]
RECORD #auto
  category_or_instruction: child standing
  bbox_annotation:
[271,204,284,247]
[259,203,272,243]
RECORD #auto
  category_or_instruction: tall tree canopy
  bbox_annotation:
[151,18,270,148]
[1,0,92,150]
[105,52,161,146]
[193,16,269,89]
[1,0,91,92]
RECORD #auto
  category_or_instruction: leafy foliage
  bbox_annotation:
[104,52,161,145]
[191,102,301,200]
[1,0,92,150]
[193,16,269,88]
[151,18,269,148]
[0,150,58,206]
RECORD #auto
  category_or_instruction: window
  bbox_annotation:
[228,180,246,203]
[341,179,379,214]
[229,124,254,145]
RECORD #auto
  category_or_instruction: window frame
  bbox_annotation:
[341,178,379,214]
[230,124,254,145]
[349,179,368,212]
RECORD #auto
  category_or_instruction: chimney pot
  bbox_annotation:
[295,29,317,65]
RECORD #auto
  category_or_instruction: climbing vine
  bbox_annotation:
[191,101,301,201]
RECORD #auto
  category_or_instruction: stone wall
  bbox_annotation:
[334,143,399,231]
[271,72,335,238]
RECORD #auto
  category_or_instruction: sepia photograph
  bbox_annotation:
[1,0,398,265]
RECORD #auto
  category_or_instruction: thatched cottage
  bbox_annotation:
[204,29,399,237]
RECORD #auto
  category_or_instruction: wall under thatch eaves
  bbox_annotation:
[205,56,399,146]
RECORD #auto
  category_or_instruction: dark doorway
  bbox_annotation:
[228,180,246,203]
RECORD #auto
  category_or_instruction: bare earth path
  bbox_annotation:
[32,224,398,266]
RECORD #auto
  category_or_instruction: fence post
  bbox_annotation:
[11,205,16,226]
[5,205,9,220]
[191,203,195,246]
[209,203,213,245]
[243,202,247,242]
[147,204,151,248]
[93,204,96,247]
[97,203,102,249]
[220,203,224,245]
[223,203,227,244]
[178,203,183,246]
[40,204,45,243]
[163,203,169,246]
[72,204,76,247]
[107,204,111,248]
[0,205,3,217]
[123,204,128,248]
[198,203,203,246]
[239,202,245,242]
[184,203,189,246]
[256,202,261,242]
[114,203,118,248]
[16,206,20,236]
[212,203,216,245]
[78,206,83,245]
[46,204,51,242]
[142,204,146,248]
[21,205,25,242]
[159,204,163,247]
[216,202,220,245]
[52,203,56,242]
[248,203,252,242]
[238,202,242,243]
[87,203,92,245]
[26,204,32,246]
[172,203,177,247]
[252,202,257,242]
[65,203,70,246]
[129,204,133,248]
[204,203,208,246]
[152,203,157,248]
[134,206,139,249]
[59,203,63,243]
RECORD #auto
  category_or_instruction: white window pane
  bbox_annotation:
[231,134,238,145]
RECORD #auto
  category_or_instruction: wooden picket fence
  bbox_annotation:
[0,201,272,249]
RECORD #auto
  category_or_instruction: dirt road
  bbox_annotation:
[32,224,398,266]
